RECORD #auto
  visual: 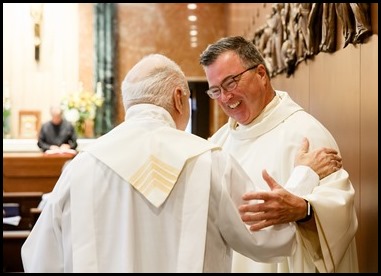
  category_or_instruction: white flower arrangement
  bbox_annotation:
[60,82,104,136]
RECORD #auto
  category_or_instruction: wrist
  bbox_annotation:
[296,199,313,223]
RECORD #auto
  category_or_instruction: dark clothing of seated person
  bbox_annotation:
[37,106,78,152]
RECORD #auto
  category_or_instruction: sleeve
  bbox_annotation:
[284,165,319,196]
[37,123,52,151]
[286,114,358,272]
[300,169,358,272]
[21,176,69,272]
[211,151,297,263]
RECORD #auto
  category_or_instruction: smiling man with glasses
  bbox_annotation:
[206,65,258,99]
[200,36,358,273]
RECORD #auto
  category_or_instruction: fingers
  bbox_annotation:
[262,169,281,191]
[331,158,342,165]
[316,149,339,160]
[318,150,342,167]
[241,212,263,224]
[241,171,280,201]
[298,137,309,155]
[331,154,342,162]
[331,159,342,170]
[241,170,281,201]
[322,147,338,155]
[239,202,262,213]
[328,153,342,170]
[240,212,275,231]
[241,192,256,201]
[241,190,271,201]
[249,220,275,231]
[320,158,342,179]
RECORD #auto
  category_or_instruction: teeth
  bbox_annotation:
[228,101,240,109]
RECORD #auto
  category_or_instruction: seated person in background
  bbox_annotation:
[37,105,78,154]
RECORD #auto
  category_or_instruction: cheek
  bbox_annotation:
[216,100,228,112]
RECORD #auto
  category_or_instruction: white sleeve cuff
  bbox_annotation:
[284,165,319,196]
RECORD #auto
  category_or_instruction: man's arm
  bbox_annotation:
[238,137,342,231]
[37,125,53,152]
[239,171,310,231]
[213,153,297,262]
[295,137,342,179]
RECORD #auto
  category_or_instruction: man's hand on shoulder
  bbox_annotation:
[295,137,342,179]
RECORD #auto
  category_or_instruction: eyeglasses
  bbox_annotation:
[206,65,258,99]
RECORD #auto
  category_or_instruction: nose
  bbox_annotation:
[219,89,233,102]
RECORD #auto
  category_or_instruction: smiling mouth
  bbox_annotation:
[228,101,241,109]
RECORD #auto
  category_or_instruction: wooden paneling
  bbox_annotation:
[3,153,73,193]
[358,35,378,273]
[310,42,362,215]
[272,59,311,111]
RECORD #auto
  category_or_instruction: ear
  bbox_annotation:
[173,88,184,114]
[256,64,267,78]
[256,64,269,87]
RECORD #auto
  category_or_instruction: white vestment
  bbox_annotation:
[21,104,318,273]
[210,91,358,273]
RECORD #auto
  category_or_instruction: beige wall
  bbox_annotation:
[3,3,378,272]
[3,3,80,137]
[3,3,227,135]
[226,3,378,273]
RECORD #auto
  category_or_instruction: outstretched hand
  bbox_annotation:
[295,137,342,179]
[239,170,306,231]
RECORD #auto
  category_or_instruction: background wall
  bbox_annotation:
[3,3,80,137]
[2,3,378,273]
[114,3,226,123]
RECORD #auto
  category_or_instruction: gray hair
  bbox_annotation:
[199,36,270,76]
[50,105,63,116]
[121,54,189,114]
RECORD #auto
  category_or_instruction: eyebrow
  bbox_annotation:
[208,73,236,89]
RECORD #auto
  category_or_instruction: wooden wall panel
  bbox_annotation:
[358,35,378,273]
[310,43,361,212]
[272,59,311,111]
